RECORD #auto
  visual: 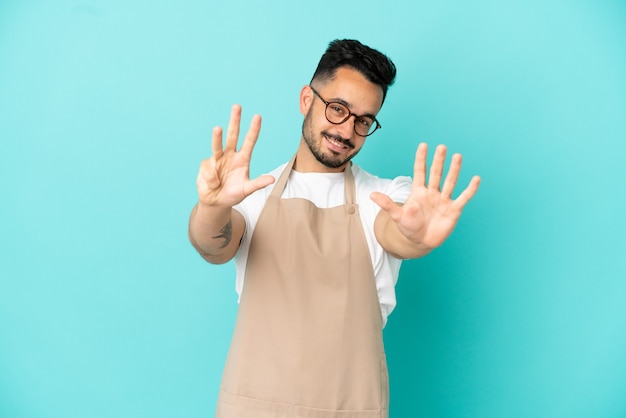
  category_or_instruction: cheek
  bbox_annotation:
[352,137,367,151]
[305,110,329,133]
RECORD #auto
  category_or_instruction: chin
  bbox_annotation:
[316,150,355,169]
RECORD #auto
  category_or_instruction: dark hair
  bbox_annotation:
[310,39,397,104]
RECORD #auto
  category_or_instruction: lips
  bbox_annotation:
[323,133,354,153]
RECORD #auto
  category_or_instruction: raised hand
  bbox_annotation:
[371,143,480,257]
[197,104,275,208]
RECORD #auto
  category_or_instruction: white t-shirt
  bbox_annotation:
[233,162,412,326]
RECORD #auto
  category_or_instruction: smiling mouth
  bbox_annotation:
[323,133,354,150]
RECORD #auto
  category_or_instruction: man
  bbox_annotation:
[189,39,480,418]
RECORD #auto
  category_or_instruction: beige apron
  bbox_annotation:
[216,156,389,418]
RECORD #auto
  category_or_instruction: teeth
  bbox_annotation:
[326,135,346,148]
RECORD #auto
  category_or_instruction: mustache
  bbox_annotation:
[322,131,355,149]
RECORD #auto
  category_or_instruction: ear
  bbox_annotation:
[299,85,314,115]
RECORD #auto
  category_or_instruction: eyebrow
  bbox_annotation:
[328,96,378,119]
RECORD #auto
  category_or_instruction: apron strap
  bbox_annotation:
[269,155,296,198]
[344,161,356,209]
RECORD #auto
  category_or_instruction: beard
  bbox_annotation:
[301,109,359,169]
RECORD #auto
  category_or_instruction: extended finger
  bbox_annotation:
[413,143,428,186]
[244,174,275,197]
[453,175,481,209]
[225,104,242,151]
[428,145,447,190]
[441,153,462,198]
[370,191,403,221]
[239,114,262,156]
[211,126,224,157]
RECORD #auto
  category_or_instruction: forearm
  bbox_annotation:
[188,202,244,264]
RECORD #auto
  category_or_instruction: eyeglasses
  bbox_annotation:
[310,86,381,137]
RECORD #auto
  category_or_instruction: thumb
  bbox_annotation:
[244,175,275,196]
[370,192,402,220]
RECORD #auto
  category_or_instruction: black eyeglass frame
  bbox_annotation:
[309,86,382,137]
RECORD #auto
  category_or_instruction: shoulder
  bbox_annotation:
[351,164,412,200]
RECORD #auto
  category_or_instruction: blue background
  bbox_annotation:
[1,0,625,417]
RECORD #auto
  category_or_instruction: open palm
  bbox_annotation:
[197,105,274,208]
[371,143,480,252]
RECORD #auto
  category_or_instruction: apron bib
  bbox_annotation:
[216,157,389,418]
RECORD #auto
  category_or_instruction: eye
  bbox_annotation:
[329,104,346,115]
[357,117,372,128]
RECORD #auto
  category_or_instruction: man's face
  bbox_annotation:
[301,67,384,170]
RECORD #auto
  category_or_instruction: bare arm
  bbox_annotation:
[372,143,480,259]
[188,204,245,264]
[188,105,274,264]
